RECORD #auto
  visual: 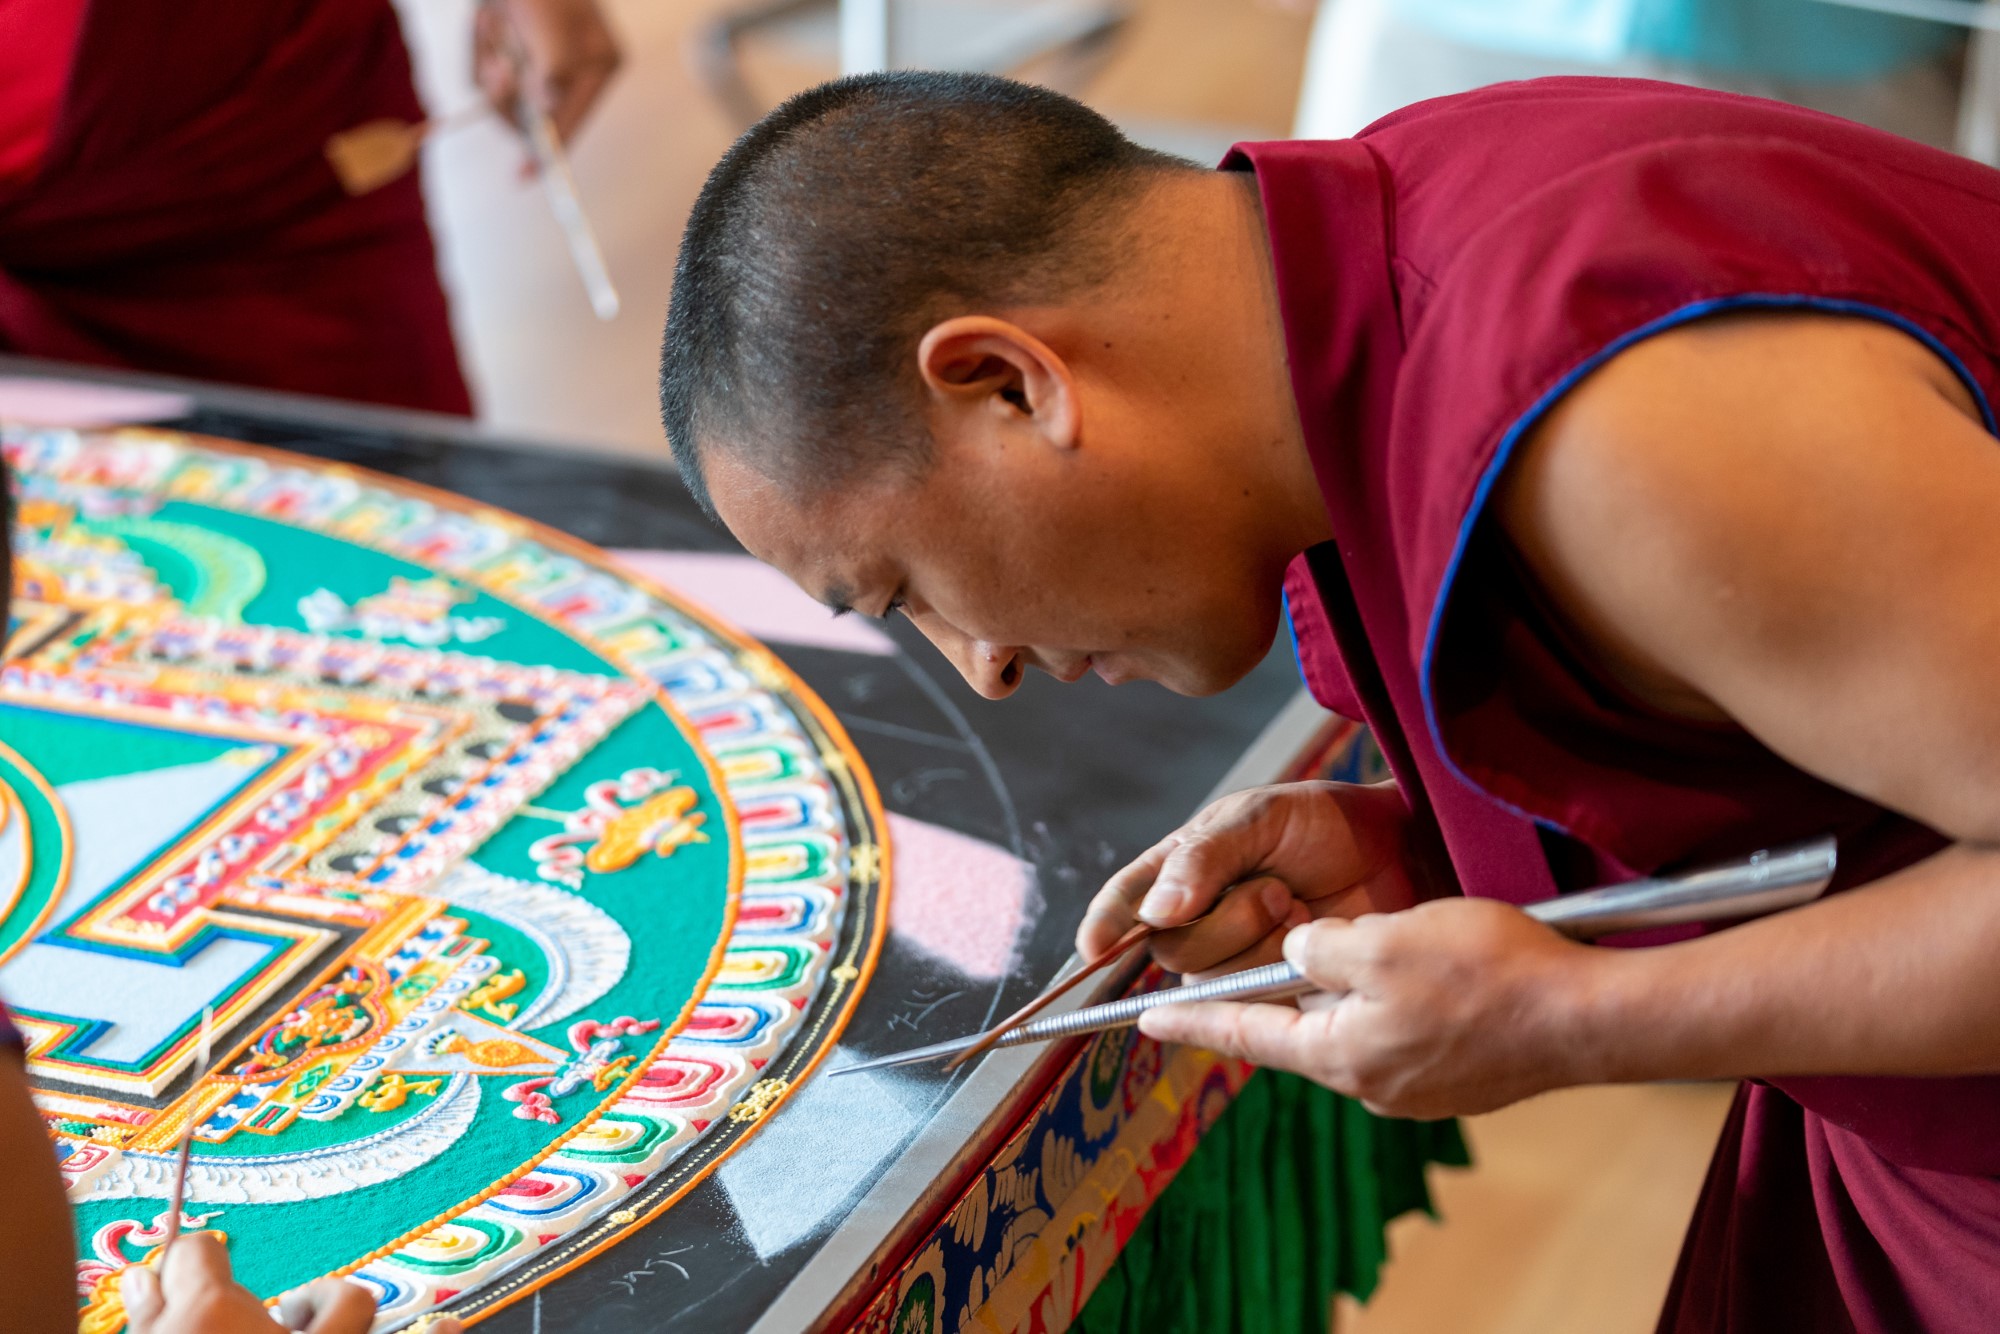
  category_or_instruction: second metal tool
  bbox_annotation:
[831,836,1838,1078]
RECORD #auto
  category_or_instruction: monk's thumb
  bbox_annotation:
[1283,918,1360,994]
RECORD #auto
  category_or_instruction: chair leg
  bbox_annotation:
[689,0,830,130]
[1956,1,2000,164]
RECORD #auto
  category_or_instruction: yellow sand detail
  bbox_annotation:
[584,787,708,874]
[458,967,528,1022]
[437,1032,549,1070]
[589,1055,638,1093]
[359,1074,443,1113]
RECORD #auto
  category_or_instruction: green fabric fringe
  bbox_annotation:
[1075,1071,1471,1334]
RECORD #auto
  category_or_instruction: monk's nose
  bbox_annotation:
[907,612,1024,699]
[963,641,1025,700]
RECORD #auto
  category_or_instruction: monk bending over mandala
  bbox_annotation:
[661,73,2000,1331]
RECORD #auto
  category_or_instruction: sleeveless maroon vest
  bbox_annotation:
[1235,79,2000,1331]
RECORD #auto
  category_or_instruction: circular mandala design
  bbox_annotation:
[0,428,887,1331]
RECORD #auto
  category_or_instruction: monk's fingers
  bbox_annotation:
[1149,877,1297,976]
[509,0,622,141]
[1091,784,1289,935]
[159,1231,236,1307]
[277,1278,378,1333]
[1181,895,1312,981]
[1137,999,1324,1076]
[304,1279,379,1334]
[1087,779,1338,951]
[1137,818,1278,928]
[1281,916,1378,997]
[1077,836,1179,958]
[472,3,524,120]
[544,39,619,144]
[119,1266,163,1331]
[1075,905,1137,963]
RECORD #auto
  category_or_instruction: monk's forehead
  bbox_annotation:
[702,446,860,583]
[703,449,798,546]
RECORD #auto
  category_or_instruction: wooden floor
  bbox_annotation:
[1342,1083,1735,1334]
[393,5,1743,1330]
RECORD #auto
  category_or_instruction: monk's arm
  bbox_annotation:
[0,1049,78,1331]
[1500,311,2000,1082]
[1572,846,2000,1082]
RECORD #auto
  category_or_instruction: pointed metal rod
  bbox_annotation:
[830,837,1838,1079]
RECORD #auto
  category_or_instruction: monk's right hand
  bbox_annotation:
[1076,781,1417,979]
[475,0,623,146]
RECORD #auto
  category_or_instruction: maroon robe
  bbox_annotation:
[1231,78,2000,1331]
[0,0,471,415]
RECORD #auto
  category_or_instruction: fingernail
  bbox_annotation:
[1138,885,1186,923]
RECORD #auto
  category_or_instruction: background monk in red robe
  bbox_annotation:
[0,0,618,415]
[660,73,2000,1331]
[0,1,614,1325]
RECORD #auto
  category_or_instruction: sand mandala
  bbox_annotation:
[0,427,888,1331]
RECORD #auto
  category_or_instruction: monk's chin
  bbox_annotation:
[1156,618,1287,697]
[1153,651,1264,698]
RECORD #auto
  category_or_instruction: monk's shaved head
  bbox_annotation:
[659,71,1190,510]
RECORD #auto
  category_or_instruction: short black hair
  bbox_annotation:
[659,71,1189,513]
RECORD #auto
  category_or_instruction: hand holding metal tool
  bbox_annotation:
[494,6,622,321]
[518,102,621,320]
[832,837,1839,1077]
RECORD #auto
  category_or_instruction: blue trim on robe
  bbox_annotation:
[1416,293,1999,824]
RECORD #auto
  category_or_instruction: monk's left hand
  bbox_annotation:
[121,1232,468,1334]
[1138,898,1610,1119]
[475,0,623,146]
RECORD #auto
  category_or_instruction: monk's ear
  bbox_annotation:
[915,316,1080,451]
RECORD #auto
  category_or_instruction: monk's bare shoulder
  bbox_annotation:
[1494,312,2000,838]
